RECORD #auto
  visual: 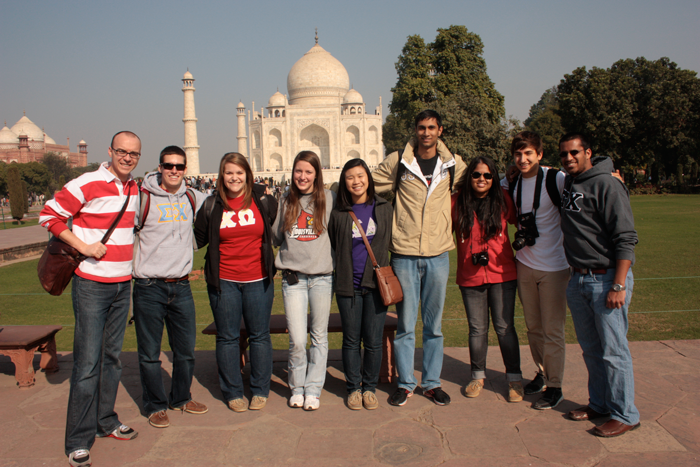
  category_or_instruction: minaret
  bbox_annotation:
[182,70,201,175]
[236,101,248,157]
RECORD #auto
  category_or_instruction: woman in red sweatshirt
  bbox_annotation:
[451,156,523,403]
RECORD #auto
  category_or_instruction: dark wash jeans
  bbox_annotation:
[207,278,274,401]
[133,278,196,416]
[460,280,522,382]
[336,288,388,394]
[65,276,131,455]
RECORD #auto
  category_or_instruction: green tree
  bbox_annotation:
[557,57,700,176]
[72,162,100,178]
[42,152,74,185]
[524,87,565,167]
[7,166,24,221]
[17,162,51,194]
[384,25,506,163]
[21,180,29,213]
[0,161,7,196]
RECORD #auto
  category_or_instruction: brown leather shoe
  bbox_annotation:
[148,410,170,428]
[593,419,640,437]
[568,406,609,421]
[170,400,209,414]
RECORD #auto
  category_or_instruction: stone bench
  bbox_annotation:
[0,325,62,388]
[203,312,398,382]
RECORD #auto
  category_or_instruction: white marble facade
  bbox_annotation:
[240,37,383,182]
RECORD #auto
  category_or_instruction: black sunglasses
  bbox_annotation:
[161,162,186,171]
[559,149,585,158]
[471,171,493,180]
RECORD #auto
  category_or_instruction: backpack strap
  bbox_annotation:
[508,174,518,201]
[185,187,197,221]
[392,150,405,207]
[545,168,561,208]
[135,190,150,233]
[448,164,455,192]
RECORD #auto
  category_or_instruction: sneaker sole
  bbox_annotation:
[390,392,413,406]
[524,385,547,395]
[425,394,450,406]
[106,433,138,441]
[148,420,170,428]
[533,395,563,410]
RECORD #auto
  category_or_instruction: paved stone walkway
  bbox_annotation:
[1,341,698,466]
[0,225,47,251]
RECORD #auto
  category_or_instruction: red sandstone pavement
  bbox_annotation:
[1,341,699,466]
[0,224,48,251]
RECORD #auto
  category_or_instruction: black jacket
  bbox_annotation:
[328,194,393,297]
[193,184,278,291]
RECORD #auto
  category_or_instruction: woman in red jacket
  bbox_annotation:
[451,156,523,403]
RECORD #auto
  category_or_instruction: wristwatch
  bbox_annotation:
[611,284,626,292]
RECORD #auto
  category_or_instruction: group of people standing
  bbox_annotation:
[41,108,640,467]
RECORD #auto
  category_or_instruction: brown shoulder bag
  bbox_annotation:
[37,189,132,296]
[348,211,403,306]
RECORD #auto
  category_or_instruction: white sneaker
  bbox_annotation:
[68,449,91,467]
[289,394,304,408]
[303,395,320,411]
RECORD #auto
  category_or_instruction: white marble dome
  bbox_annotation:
[268,91,287,107]
[79,140,86,144]
[287,43,350,106]
[237,101,245,109]
[0,124,19,144]
[343,88,363,104]
[183,70,193,80]
[44,133,56,145]
[11,116,43,141]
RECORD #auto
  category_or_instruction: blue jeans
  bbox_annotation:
[282,273,333,398]
[65,276,131,455]
[133,278,196,416]
[337,288,388,394]
[567,269,639,426]
[207,279,274,401]
[391,252,449,392]
[460,281,521,381]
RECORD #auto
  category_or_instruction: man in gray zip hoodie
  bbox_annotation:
[558,133,640,438]
[132,146,208,429]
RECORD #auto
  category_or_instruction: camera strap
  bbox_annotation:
[515,167,544,218]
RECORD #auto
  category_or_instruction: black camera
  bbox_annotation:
[512,212,539,251]
[471,251,489,266]
[283,270,299,285]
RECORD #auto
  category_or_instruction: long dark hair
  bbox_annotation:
[216,152,254,210]
[283,151,327,235]
[454,156,506,241]
[336,158,374,210]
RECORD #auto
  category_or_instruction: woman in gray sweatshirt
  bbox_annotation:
[272,151,336,411]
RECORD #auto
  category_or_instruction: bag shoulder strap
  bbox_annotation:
[185,188,197,221]
[448,164,455,192]
[348,211,379,268]
[545,168,561,208]
[102,185,131,244]
[392,150,405,207]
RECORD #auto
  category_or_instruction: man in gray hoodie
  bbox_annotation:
[132,146,208,429]
[558,133,640,438]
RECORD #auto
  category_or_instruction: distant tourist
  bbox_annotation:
[194,153,278,412]
[373,110,466,407]
[452,155,523,402]
[132,145,209,429]
[559,132,640,437]
[272,151,335,411]
[40,131,141,467]
[328,158,393,410]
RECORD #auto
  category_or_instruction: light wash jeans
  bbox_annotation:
[282,273,333,398]
[567,268,639,426]
[391,252,449,392]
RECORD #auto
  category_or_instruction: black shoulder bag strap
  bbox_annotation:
[545,168,561,208]
[102,184,132,244]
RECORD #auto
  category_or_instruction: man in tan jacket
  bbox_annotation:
[373,110,466,406]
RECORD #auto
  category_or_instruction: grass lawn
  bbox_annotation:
[0,194,698,352]
[0,218,39,229]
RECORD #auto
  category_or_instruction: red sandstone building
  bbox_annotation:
[0,114,87,167]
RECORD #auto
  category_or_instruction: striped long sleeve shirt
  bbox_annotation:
[39,162,139,283]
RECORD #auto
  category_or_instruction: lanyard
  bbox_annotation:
[515,167,544,217]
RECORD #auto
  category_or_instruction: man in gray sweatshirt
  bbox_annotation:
[558,133,640,438]
[132,146,208,429]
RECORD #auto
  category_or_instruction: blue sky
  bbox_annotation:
[1,0,698,173]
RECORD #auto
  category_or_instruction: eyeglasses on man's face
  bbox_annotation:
[559,149,585,158]
[161,162,186,171]
[111,147,141,159]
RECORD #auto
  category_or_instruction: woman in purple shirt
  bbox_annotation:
[328,158,393,410]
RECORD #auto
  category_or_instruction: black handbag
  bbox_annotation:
[37,189,131,296]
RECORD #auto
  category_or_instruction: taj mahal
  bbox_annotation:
[181,33,384,182]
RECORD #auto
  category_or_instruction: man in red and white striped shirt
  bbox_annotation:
[40,131,141,467]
